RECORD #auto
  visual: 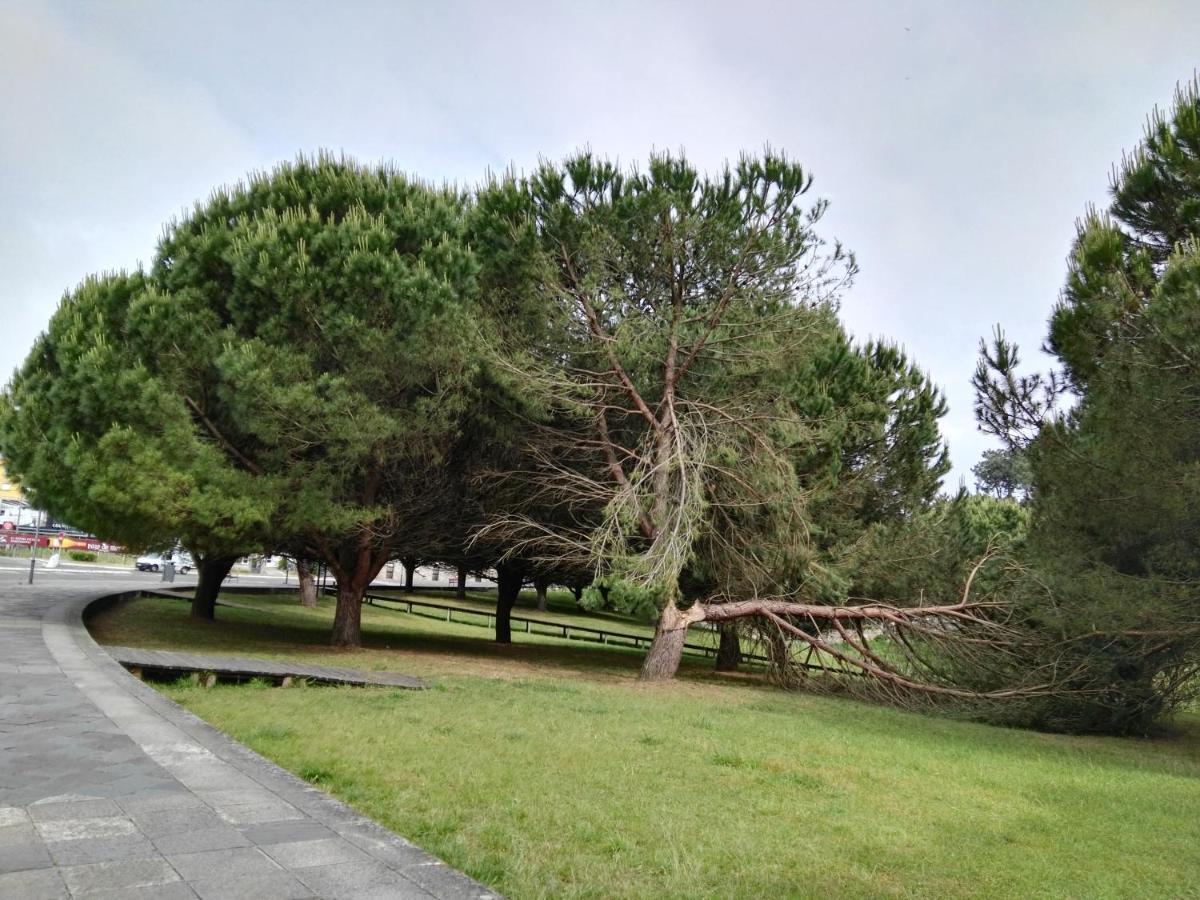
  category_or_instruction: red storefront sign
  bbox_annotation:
[0,534,123,552]
[0,534,49,548]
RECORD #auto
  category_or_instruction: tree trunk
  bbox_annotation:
[330,553,387,649]
[297,559,317,608]
[640,602,700,681]
[534,574,549,612]
[758,622,796,686]
[495,562,523,644]
[456,560,467,600]
[403,557,415,593]
[715,623,741,672]
[331,580,365,648]
[190,554,237,621]
[572,585,583,604]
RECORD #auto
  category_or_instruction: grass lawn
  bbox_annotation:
[90,593,1200,899]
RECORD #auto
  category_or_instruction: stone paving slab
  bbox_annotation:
[105,647,426,690]
[0,583,500,899]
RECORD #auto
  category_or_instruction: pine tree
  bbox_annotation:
[475,152,1007,692]
[971,449,1032,502]
[148,154,482,647]
[2,154,485,646]
[0,271,274,617]
[974,77,1200,732]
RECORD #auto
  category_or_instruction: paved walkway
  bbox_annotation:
[0,581,500,899]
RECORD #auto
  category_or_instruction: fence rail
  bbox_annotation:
[362,592,777,665]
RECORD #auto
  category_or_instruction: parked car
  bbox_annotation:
[135,552,193,574]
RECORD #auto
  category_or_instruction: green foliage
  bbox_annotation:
[975,76,1200,733]
[0,271,277,560]
[475,150,946,623]
[150,154,481,578]
[140,154,496,644]
[850,494,1028,605]
[6,146,954,671]
[796,333,950,565]
[971,448,1032,501]
[1013,241,1200,732]
[1,153,491,640]
[67,550,97,562]
[579,577,663,620]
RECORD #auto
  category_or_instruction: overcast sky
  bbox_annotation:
[3,0,1198,487]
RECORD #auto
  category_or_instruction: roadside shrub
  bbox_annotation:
[67,550,97,562]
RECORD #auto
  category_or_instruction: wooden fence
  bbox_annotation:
[362,592,777,665]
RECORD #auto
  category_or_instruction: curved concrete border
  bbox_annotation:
[3,584,500,899]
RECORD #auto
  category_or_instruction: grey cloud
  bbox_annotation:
[5,0,1200,486]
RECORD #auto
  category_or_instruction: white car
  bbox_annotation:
[135,552,193,574]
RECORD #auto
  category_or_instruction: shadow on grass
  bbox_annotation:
[87,593,723,683]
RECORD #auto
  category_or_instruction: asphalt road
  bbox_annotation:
[0,558,287,589]
[0,557,497,593]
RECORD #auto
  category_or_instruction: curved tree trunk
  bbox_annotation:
[495,562,523,644]
[456,560,468,600]
[640,602,702,681]
[715,623,741,672]
[190,554,237,621]
[534,574,549,612]
[297,559,317,608]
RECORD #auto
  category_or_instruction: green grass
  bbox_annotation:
[90,594,1200,899]
[89,592,719,680]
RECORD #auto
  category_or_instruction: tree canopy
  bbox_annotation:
[2,155,489,643]
[151,154,485,646]
[5,147,1088,719]
[472,152,999,689]
[0,270,277,615]
[971,448,1032,502]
